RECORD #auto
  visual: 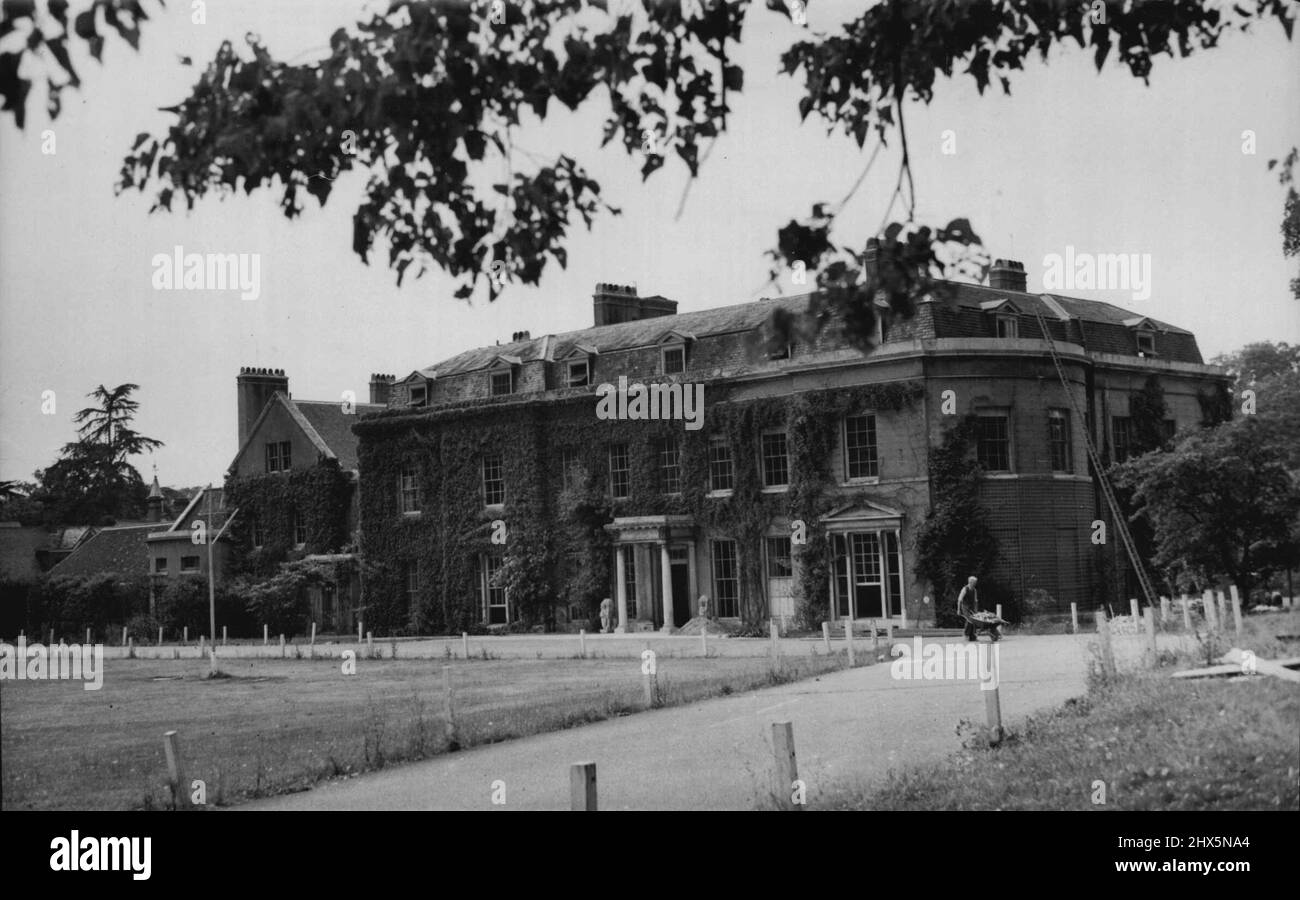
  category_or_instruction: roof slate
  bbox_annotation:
[292,400,382,471]
[48,524,156,579]
[415,280,1199,378]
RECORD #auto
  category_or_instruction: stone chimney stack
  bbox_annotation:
[592,282,640,326]
[236,367,289,452]
[592,282,677,326]
[989,258,1027,293]
[369,373,395,406]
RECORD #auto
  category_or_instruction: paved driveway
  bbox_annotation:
[241,633,1104,810]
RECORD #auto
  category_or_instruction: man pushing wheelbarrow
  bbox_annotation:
[957,576,1007,641]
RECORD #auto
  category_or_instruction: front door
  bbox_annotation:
[851,533,885,618]
[832,530,904,619]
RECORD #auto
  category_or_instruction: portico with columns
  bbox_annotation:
[604,515,698,633]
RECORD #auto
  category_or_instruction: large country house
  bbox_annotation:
[353,264,1229,634]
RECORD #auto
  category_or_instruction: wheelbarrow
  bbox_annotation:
[962,610,1008,641]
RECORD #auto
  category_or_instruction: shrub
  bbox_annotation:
[36,573,149,638]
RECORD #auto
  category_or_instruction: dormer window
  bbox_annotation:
[409,384,428,407]
[567,359,590,388]
[491,370,514,396]
[662,345,686,375]
[1123,317,1160,357]
[981,299,1021,339]
[768,343,795,361]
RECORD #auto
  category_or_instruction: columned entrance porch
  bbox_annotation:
[821,502,908,626]
[603,516,697,633]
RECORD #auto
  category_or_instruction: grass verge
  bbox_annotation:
[1,651,855,810]
[820,613,1300,810]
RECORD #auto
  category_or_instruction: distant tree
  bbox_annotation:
[1213,341,1300,469]
[30,383,163,525]
[1213,341,1300,387]
[1113,416,1300,599]
[69,383,163,461]
[0,479,44,525]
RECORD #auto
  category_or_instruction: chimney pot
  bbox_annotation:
[989,258,1028,293]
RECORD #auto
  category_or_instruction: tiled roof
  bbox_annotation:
[48,524,156,579]
[414,280,1199,377]
[938,282,1191,335]
[421,294,814,377]
[292,400,382,471]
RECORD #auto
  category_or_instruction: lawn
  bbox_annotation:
[821,612,1300,810]
[1,649,849,810]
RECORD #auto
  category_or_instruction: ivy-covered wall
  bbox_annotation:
[354,379,928,633]
[222,460,354,579]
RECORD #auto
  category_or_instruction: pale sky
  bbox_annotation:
[1,0,1298,486]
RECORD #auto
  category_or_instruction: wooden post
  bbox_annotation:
[310,621,317,645]
[183,626,188,644]
[822,621,831,653]
[157,626,163,648]
[442,665,457,746]
[222,625,227,646]
[984,683,1004,743]
[885,619,894,642]
[48,627,54,646]
[163,730,191,809]
[367,631,373,658]
[1181,594,1192,631]
[1145,607,1158,668]
[995,603,1003,622]
[1160,596,1169,623]
[844,617,855,668]
[769,619,779,657]
[642,642,657,707]
[1129,598,1139,621]
[570,762,597,811]
[462,632,469,660]
[279,634,285,658]
[1229,585,1243,638]
[263,624,268,646]
[85,627,91,645]
[1097,609,1116,679]
[208,645,218,677]
[1216,591,1228,627]
[1070,602,1078,634]
[870,619,878,651]
[357,621,363,644]
[701,625,708,656]
[128,637,134,658]
[579,629,586,658]
[1203,589,1219,631]
[771,721,800,811]
[121,626,127,647]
